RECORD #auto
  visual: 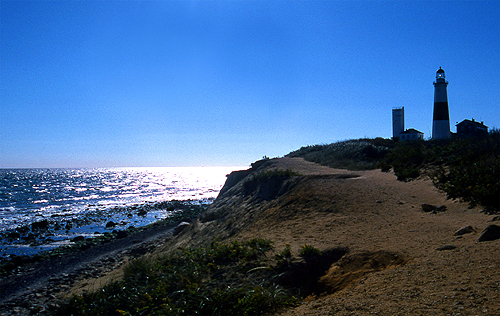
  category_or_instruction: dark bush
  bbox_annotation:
[379,140,428,181]
[379,131,499,210]
[429,130,499,211]
[53,239,297,316]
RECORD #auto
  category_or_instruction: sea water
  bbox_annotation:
[0,167,243,258]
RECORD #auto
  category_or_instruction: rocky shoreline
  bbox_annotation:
[0,218,189,315]
[0,201,205,316]
[0,199,211,262]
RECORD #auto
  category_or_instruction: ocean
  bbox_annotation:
[0,166,242,259]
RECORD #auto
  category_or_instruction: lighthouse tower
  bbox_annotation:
[432,67,451,139]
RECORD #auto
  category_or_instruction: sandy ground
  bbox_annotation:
[231,158,500,316]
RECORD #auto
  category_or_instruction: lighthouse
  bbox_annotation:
[432,67,451,139]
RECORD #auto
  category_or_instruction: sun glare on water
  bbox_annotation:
[121,166,248,201]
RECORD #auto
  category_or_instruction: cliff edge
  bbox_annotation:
[166,157,500,315]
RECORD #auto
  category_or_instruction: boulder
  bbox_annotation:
[436,245,457,251]
[105,221,117,228]
[454,225,474,236]
[477,225,500,242]
[7,232,21,239]
[421,204,435,212]
[10,255,32,266]
[173,222,191,236]
[31,220,50,230]
[16,225,30,233]
[23,233,36,241]
[72,236,85,242]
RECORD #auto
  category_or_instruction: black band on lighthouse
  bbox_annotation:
[433,102,450,121]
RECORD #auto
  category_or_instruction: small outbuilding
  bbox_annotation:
[456,119,488,137]
[399,128,424,141]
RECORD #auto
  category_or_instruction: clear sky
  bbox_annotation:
[1,0,499,168]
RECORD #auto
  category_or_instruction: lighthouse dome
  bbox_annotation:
[436,67,445,79]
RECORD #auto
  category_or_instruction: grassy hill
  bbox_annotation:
[286,138,392,171]
[286,131,500,212]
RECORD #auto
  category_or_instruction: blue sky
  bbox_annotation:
[1,0,499,168]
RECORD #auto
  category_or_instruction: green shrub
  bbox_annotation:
[379,131,499,210]
[298,244,322,261]
[251,169,301,180]
[53,239,296,316]
[430,130,500,211]
[275,243,292,267]
[379,140,428,181]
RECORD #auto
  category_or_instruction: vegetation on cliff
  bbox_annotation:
[54,239,289,315]
[286,138,391,170]
[52,132,499,315]
[287,131,500,211]
[53,240,346,316]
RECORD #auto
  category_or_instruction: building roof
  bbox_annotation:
[456,119,488,128]
[437,67,445,73]
[399,128,424,134]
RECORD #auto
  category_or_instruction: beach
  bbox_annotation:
[0,218,182,314]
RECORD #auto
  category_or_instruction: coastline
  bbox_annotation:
[2,157,499,315]
[0,199,209,262]
[0,166,238,260]
[0,212,195,313]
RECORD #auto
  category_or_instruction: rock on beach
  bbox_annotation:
[477,225,500,242]
[421,204,447,213]
[454,225,474,236]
